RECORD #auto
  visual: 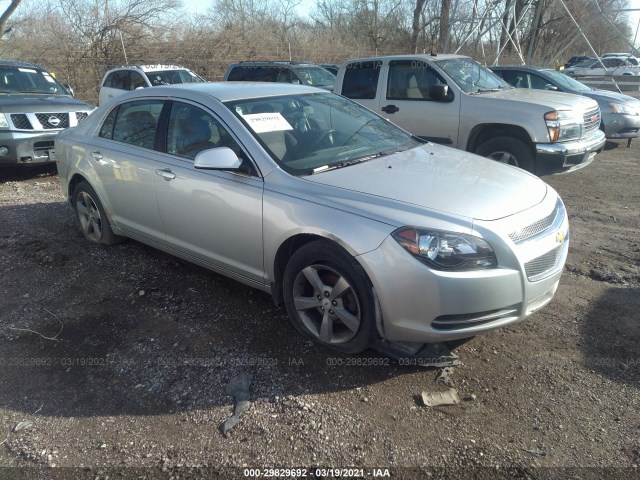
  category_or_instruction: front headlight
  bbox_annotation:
[609,103,639,115]
[0,113,9,128]
[392,227,497,271]
[545,110,583,142]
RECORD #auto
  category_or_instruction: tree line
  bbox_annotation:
[0,0,635,104]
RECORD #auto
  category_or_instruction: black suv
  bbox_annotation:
[0,60,94,166]
[223,61,335,90]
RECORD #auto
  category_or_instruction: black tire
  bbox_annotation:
[72,181,123,245]
[475,136,535,173]
[282,240,376,354]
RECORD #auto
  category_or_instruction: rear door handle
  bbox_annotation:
[155,168,176,181]
[381,104,399,114]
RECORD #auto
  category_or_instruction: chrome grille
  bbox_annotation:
[583,106,600,135]
[11,114,32,130]
[525,245,562,281]
[35,113,69,129]
[509,200,562,244]
[76,112,89,124]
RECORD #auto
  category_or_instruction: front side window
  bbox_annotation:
[340,61,381,99]
[387,60,446,100]
[109,100,163,149]
[226,92,420,176]
[130,72,147,89]
[167,102,242,161]
[294,67,335,87]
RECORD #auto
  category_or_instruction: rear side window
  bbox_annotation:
[340,61,381,99]
[103,71,130,90]
[105,100,163,149]
[227,66,278,82]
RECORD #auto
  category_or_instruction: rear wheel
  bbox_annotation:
[475,136,535,173]
[72,181,122,245]
[283,240,376,354]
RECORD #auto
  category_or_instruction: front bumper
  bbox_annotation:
[0,130,58,165]
[535,129,606,175]
[357,194,569,343]
[603,113,640,139]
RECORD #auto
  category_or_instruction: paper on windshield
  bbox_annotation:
[242,113,293,134]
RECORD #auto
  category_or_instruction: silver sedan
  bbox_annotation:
[55,83,569,354]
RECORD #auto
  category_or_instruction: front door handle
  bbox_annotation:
[381,104,399,114]
[91,151,103,160]
[155,168,176,181]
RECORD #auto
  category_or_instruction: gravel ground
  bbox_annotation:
[0,139,639,480]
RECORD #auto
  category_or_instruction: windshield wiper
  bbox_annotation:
[312,151,392,174]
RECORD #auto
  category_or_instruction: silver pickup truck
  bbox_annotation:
[335,54,606,175]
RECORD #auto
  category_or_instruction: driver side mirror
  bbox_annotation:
[544,84,558,91]
[194,147,242,170]
[429,84,453,102]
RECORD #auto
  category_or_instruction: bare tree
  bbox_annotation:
[0,0,21,42]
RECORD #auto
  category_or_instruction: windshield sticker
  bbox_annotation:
[242,113,293,133]
[18,68,37,74]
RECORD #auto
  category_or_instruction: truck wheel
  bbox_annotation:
[475,136,535,173]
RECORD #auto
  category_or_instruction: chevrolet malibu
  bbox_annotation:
[56,83,569,354]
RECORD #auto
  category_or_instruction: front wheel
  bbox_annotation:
[475,136,535,173]
[282,240,376,354]
[72,181,122,245]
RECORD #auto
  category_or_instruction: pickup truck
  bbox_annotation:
[334,54,606,175]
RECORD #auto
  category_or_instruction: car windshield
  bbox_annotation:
[226,92,420,176]
[294,67,336,87]
[435,58,511,94]
[546,70,592,92]
[0,65,69,95]
[147,69,204,86]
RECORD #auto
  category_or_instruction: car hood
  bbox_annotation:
[303,143,548,221]
[482,87,597,110]
[583,89,640,106]
[0,94,95,112]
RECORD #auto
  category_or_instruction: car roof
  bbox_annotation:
[0,59,44,69]
[107,64,191,73]
[121,81,324,102]
[231,60,320,67]
[344,54,470,63]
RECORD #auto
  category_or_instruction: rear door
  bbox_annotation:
[90,99,165,241]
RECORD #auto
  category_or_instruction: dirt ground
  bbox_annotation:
[0,138,639,480]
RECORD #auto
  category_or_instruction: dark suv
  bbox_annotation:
[223,61,335,90]
[0,60,94,166]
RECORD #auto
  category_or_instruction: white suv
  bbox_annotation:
[98,64,204,105]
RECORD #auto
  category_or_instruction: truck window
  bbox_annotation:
[341,61,380,99]
[387,60,444,101]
